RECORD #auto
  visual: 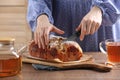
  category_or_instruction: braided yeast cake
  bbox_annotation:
[29,36,83,62]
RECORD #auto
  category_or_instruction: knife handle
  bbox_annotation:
[75,30,81,37]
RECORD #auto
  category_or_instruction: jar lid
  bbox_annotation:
[0,37,15,45]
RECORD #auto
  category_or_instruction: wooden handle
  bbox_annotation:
[61,63,112,72]
[87,63,112,72]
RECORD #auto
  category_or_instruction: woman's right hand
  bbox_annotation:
[34,15,64,49]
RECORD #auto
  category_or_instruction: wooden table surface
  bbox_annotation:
[1,52,120,80]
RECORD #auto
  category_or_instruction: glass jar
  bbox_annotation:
[0,38,22,77]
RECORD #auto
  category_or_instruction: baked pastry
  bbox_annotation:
[29,36,83,62]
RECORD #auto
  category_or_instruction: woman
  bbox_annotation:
[27,0,120,52]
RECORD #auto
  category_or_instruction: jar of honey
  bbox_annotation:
[0,38,22,77]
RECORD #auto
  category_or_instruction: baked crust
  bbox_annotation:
[29,36,83,62]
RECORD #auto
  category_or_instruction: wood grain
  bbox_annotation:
[0,0,25,6]
[0,0,31,46]
[0,7,25,13]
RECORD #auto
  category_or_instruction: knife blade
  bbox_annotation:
[64,30,81,41]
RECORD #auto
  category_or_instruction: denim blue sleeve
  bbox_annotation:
[92,0,120,26]
[27,0,54,32]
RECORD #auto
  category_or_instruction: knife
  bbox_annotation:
[64,30,81,41]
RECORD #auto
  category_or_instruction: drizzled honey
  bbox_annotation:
[0,38,22,77]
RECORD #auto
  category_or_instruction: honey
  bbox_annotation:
[0,54,21,77]
[0,37,22,77]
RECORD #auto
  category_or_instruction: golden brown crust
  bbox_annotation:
[29,36,83,62]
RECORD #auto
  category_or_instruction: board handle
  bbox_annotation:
[62,63,112,72]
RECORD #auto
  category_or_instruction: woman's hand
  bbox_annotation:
[34,15,64,49]
[76,6,102,40]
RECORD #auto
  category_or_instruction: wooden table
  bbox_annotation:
[1,52,120,80]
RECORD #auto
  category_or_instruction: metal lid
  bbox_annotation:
[0,37,15,45]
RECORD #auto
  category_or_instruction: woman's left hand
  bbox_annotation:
[76,6,102,41]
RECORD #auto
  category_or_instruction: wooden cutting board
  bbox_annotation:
[22,53,112,72]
